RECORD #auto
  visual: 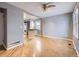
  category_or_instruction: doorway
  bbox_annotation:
[0,8,7,50]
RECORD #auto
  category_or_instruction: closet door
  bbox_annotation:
[0,13,4,45]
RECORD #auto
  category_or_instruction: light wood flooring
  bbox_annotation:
[0,35,77,57]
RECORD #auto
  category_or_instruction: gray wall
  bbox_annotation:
[43,13,73,39]
[0,13,4,45]
[0,2,24,48]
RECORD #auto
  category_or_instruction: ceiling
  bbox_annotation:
[7,2,76,19]
[23,12,38,20]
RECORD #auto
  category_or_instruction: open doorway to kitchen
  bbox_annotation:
[24,19,41,40]
[23,13,42,40]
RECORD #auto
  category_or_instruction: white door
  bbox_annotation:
[0,13,4,45]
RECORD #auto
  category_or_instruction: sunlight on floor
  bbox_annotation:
[33,37,42,57]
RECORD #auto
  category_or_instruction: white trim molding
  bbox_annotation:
[72,35,79,57]
[3,42,23,50]
[41,35,72,41]
[72,41,79,57]
[7,43,23,50]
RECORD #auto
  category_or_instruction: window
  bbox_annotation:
[35,20,41,30]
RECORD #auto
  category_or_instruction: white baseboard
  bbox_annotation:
[3,42,23,50]
[72,41,79,57]
[41,35,72,41]
[2,41,24,50]
[7,43,23,50]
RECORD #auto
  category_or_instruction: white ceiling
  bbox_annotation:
[7,2,76,19]
[23,12,38,20]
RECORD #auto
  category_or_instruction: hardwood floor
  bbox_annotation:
[0,35,77,57]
